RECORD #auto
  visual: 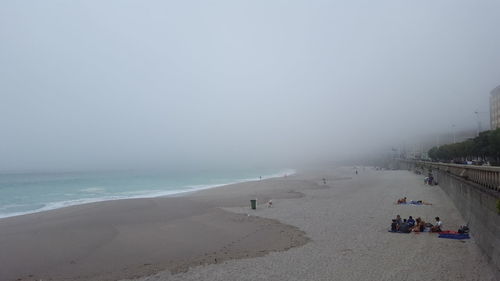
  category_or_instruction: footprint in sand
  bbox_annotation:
[340,248,353,255]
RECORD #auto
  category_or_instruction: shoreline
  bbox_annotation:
[0,170,307,281]
[1,167,497,281]
[0,168,295,220]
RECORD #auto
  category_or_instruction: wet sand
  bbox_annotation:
[0,176,308,281]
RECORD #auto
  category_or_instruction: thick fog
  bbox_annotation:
[1,1,500,171]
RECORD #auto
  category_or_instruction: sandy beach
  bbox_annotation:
[1,167,498,281]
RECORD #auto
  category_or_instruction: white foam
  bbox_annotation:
[0,203,32,211]
[79,187,106,193]
[0,168,296,219]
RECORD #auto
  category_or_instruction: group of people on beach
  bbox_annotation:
[390,215,443,233]
[414,169,438,186]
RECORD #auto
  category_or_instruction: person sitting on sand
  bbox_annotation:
[411,218,419,232]
[399,219,411,233]
[395,215,402,226]
[412,217,425,232]
[396,197,407,204]
[390,219,398,232]
[407,216,415,228]
[431,217,443,232]
[419,219,426,232]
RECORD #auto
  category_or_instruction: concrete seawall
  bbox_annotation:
[398,160,500,275]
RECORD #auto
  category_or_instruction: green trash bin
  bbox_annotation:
[250,199,257,210]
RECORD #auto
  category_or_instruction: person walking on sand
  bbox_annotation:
[322,178,326,184]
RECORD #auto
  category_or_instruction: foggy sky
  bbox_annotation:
[1,1,500,171]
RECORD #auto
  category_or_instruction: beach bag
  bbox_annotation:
[458,225,469,234]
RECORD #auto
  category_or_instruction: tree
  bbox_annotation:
[426,128,500,165]
[488,129,500,164]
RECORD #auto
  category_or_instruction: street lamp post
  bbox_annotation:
[452,124,456,143]
[474,110,483,136]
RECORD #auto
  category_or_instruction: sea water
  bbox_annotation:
[0,168,294,219]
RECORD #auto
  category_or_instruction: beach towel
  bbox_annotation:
[438,233,470,240]
[397,201,424,205]
[408,201,423,205]
[438,230,460,235]
[387,230,410,234]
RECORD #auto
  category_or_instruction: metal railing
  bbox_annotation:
[400,160,500,193]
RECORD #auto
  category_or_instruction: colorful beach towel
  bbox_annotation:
[408,201,423,205]
[387,229,411,234]
[438,230,460,235]
[438,233,470,240]
[397,201,425,205]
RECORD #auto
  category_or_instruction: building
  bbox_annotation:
[490,85,500,130]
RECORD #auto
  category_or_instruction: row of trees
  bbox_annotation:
[428,128,500,165]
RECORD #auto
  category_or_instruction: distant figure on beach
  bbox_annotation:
[355,170,358,175]
[267,199,273,208]
[322,178,326,184]
[425,173,434,185]
[397,199,431,205]
[431,217,443,232]
[260,176,262,180]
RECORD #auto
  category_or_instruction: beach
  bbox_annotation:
[1,167,498,281]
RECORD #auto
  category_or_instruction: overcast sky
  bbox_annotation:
[1,0,500,171]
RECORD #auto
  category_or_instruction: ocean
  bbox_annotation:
[0,168,294,219]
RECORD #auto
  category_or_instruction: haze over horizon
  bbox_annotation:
[1,1,500,171]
